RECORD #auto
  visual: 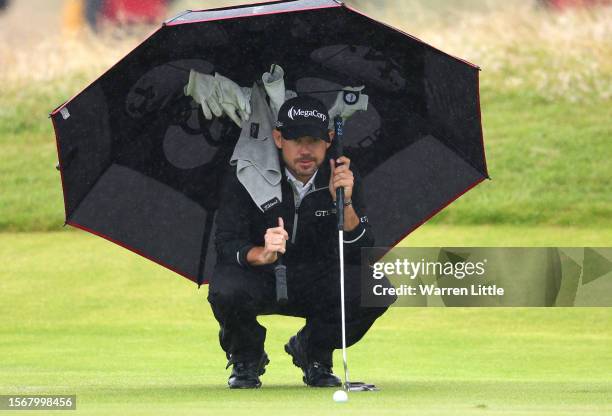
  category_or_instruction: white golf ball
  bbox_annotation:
[333,389,348,402]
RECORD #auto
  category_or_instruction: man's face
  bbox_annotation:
[273,130,333,182]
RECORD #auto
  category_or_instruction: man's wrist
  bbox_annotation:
[247,246,276,266]
[342,204,360,232]
[333,199,353,207]
[261,249,277,265]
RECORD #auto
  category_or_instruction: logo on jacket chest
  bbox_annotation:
[260,197,281,212]
[315,209,334,217]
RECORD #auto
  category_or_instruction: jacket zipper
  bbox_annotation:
[291,208,299,244]
[290,186,326,244]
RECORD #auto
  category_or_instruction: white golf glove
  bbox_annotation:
[328,86,369,128]
[262,64,286,119]
[184,70,224,120]
[184,70,252,127]
[214,73,252,127]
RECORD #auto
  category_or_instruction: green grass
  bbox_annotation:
[0,230,611,415]
[403,224,612,246]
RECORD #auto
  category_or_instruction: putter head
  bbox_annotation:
[345,381,379,391]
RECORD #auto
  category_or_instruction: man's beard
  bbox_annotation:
[291,157,319,179]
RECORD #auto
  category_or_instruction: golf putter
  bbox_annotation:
[275,254,288,305]
[346,382,379,392]
[274,214,288,305]
[334,114,378,393]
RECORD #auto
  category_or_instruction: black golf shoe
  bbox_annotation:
[226,352,270,389]
[284,335,342,387]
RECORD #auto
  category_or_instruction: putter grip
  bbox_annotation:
[275,263,288,304]
[336,187,344,231]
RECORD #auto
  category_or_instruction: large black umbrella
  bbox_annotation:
[50,0,488,286]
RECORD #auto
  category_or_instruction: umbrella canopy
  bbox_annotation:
[51,0,488,286]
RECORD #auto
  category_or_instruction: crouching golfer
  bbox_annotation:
[208,96,389,388]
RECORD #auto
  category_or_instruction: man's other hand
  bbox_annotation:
[329,156,354,202]
[247,218,288,266]
[263,217,288,263]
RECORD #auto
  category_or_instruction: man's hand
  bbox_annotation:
[329,156,354,202]
[247,217,288,266]
[330,157,361,232]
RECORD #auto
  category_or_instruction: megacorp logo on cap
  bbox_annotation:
[288,106,328,123]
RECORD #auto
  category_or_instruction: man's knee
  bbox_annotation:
[368,304,391,321]
[207,264,272,314]
[346,299,389,323]
[208,288,248,314]
[345,269,392,321]
[208,264,250,308]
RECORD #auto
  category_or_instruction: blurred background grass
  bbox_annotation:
[0,0,610,236]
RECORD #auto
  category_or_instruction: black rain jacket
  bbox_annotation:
[214,154,374,272]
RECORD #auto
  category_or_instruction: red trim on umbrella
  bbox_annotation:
[166,3,341,26]
[67,220,207,285]
[343,3,481,70]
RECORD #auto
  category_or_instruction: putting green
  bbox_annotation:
[0,230,610,415]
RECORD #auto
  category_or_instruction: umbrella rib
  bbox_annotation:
[164,9,192,26]
[196,210,216,287]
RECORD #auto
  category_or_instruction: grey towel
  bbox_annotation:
[230,82,283,213]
